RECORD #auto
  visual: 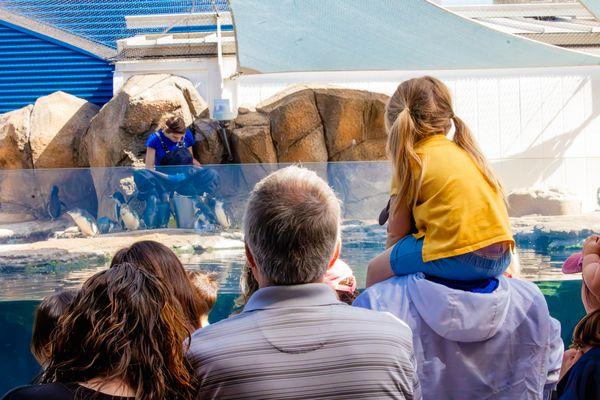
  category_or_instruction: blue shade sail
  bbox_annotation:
[230,0,600,73]
[581,0,600,20]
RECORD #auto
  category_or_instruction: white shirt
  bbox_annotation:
[354,274,563,400]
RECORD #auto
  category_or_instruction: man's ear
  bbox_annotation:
[245,242,257,270]
[328,240,341,268]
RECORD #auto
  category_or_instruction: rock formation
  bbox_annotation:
[231,86,389,163]
[507,188,582,217]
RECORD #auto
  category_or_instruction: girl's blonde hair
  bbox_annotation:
[386,76,503,211]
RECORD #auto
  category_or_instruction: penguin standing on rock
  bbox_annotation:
[66,208,98,237]
[111,191,143,231]
[46,185,66,220]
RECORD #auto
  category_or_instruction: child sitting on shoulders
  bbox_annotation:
[368,76,514,287]
[187,270,219,329]
[30,290,77,368]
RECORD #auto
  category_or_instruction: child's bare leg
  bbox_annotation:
[366,247,395,287]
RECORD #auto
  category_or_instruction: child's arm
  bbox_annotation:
[582,235,600,298]
[386,196,412,248]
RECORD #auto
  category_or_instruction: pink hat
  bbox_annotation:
[324,259,357,294]
[562,252,584,274]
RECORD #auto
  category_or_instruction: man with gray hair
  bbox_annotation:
[188,166,419,399]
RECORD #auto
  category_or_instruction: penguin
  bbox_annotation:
[46,185,66,221]
[97,216,120,234]
[212,199,231,229]
[111,191,125,224]
[194,209,211,231]
[66,208,99,237]
[142,194,160,229]
[111,191,143,231]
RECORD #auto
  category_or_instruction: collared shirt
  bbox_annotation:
[354,274,563,400]
[188,283,420,400]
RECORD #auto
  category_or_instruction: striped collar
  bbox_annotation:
[243,283,343,312]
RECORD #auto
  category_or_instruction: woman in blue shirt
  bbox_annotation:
[144,116,201,169]
[132,116,219,228]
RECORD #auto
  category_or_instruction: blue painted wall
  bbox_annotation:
[0,21,114,114]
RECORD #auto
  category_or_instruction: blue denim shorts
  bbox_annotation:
[390,235,511,281]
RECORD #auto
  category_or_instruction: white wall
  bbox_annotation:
[235,66,600,212]
[114,57,238,118]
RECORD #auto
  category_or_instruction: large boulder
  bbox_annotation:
[30,92,99,168]
[232,86,389,163]
[313,88,388,161]
[508,188,582,217]
[0,106,33,169]
[231,125,277,164]
[192,119,225,165]
[79,74,209,168]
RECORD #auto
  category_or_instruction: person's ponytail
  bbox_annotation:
[387,107,424,212]
[452,115,504,194]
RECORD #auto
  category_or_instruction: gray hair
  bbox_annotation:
[243,166,341,285]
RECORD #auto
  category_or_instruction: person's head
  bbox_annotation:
[572,309,600,350]
[244,166,341,287]
[31,290,77,367]
[187,270,219,329]
[164,115,187,142]
[111,241,200,332]
[386,76,503,210]
[42,263,195,400]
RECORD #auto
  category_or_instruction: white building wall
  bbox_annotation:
[234,66,600,212]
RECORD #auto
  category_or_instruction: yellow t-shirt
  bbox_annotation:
[390,134,514,262]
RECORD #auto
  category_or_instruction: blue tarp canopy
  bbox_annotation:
[581,0,600,20]
[230,0,600,74]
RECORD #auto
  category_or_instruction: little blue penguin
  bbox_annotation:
[66,208,98,237]
[142,194,160,229]
[213,199,230,229]
[97,216,119,234]
[46,185,66,221]
[111,191,142,231]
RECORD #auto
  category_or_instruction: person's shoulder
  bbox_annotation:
[505,277,546,301]
[146,131,161,148]
[348,302,412,332]
[2,383,72,400]
[190,313,251,343]
[184,129,195,146]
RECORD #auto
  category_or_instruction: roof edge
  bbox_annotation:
[0,8,116,60]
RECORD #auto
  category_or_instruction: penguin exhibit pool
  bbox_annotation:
[0,161,595,393]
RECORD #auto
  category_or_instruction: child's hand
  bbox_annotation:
[583,235,600,257]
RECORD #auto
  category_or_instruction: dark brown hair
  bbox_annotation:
[31,290,77,365]
[111,240,201,332]
[165,116,187,135]
[187,271,219,328]
[42,263,195,400]
[572,309,600,350]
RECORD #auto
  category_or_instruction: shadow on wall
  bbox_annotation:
[492,76,598,190]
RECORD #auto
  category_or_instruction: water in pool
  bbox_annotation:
[0,220,586,395]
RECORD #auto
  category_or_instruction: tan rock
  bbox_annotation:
[330,138,387,161]
[278,127,328,163]
[29,92,99,168]
[231,125,277,164]
[507,188,582,217]
[233,111,269,128]
[313,88,388,159]
[0,105,33,169]
[259,88,322,156]
[193,118,225,165]
[79,74,210,168]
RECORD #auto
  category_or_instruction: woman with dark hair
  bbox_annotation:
[111,240,203,331]
[2,262,195,400]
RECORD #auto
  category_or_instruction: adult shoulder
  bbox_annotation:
[145,131,161,148]
[1,383,72,400]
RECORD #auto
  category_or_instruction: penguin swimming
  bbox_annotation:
[66,208,98,237]
[111,191,142,231]
[46,185,66,221]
